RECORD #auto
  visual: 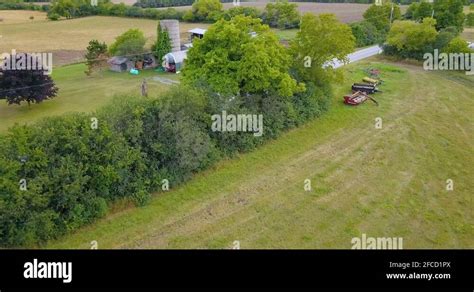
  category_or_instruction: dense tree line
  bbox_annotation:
[350,0,469,48]
[46,0,186,20]
[405,0,465,31]
[134,0,233,8]
[291,0,473,3]
[382,0,472,60]
[0,2,49,11]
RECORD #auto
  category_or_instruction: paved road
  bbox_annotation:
[325,45,383,69]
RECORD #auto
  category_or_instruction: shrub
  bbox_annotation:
[442,36,472,53]
[433,31,456,50]
[291,82,331,126]
[385,18,438,60]
[48,12,60,20]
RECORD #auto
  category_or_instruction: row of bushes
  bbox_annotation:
[134,0,233,8]
[0,2,49,11]
[44,0,301,28]
[0,82,330,247]
[47,1,185,20]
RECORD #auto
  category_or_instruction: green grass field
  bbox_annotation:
[0,64,178,132]
[47,60,473,249]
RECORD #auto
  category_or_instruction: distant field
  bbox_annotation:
[0,10,47,24]
[0,13,209,65]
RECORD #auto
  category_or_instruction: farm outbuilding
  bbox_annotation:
[108,54,157,72]
[162,50,187,73]
[188,28,206,41]
[108,56,134,72]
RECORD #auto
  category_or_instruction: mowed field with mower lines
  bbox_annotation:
[48,60,474,249]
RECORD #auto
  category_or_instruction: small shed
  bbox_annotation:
[108,56,133,72]
[188,28,207,41]
[162,50,187,73]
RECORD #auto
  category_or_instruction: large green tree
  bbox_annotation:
[290,13,355,84]
[183,15,303,98]
[433,0,465,31]
[84,39,108,76]
[363,2,401,34]
[351,20,384,47]
[414,2,433,21]
[387,18,438,52]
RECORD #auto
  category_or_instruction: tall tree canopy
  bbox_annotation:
[433,0,465,31]
[290,13,355,84]
[183,15,303,98]
[363,2,401,34]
